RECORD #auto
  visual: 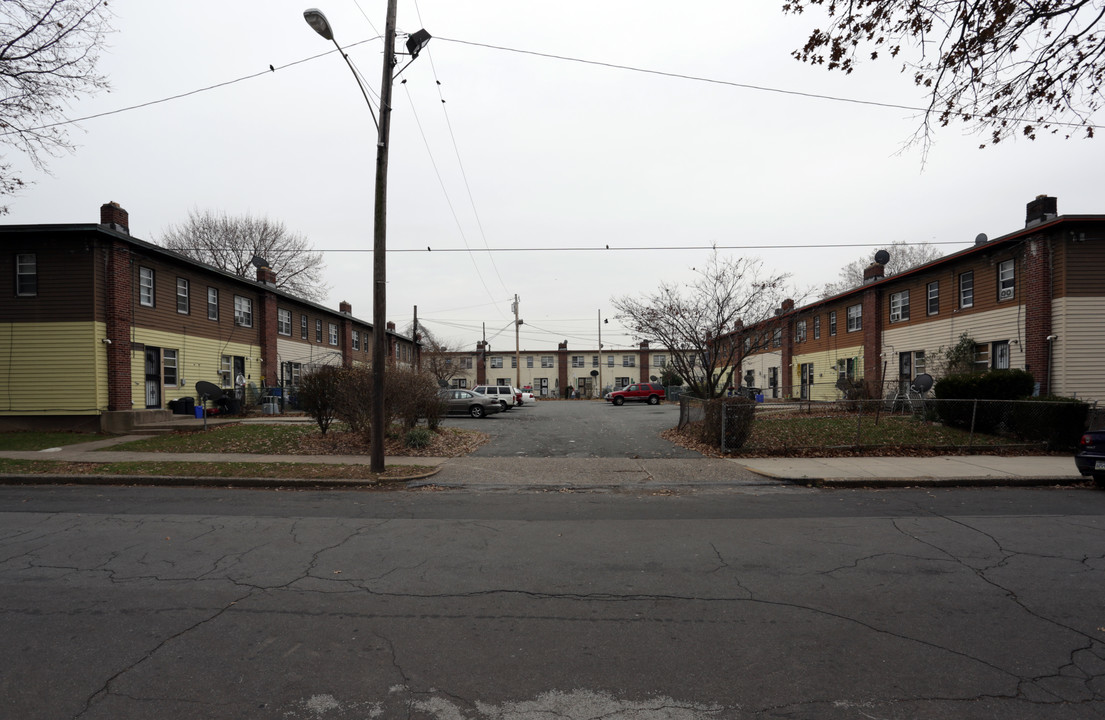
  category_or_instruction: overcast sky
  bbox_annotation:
[5,1,1102,354]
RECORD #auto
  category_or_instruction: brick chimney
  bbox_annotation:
[339,301,352,315]
[386,321,396,332]
[1026,195,1058,228]
[100,201,129,235]
[863,262,885,284]
[255,267,276,286]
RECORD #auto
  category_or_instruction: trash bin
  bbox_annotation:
[194,406,205,419]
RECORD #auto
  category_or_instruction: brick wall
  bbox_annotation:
[862,285,882,389]
[1024,236,1053,393]
[105,241,133,410]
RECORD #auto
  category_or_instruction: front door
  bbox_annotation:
[537,378,548,397]
[144,347,161,409]
[899,351,913,395]
[799,363,814,400]
[768,367,779,398]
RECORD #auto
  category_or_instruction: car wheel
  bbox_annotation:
[499,400,509,412]
[613,396,624,406]
[648,395,660,405]
[469,404,485,418]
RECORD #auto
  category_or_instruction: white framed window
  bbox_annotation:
[623,355,636,367]
[220,355,233,388]
[176,278,189,314]
[316,319,322,342]
[773,328,782,347]
[301,315,308,339]
[15,254,37,296]
[959,271,974,309]
[571,355,584,368]
[615,377,630,388]
[655,355,666,367]
[462,357,473,369]
[207,287,219,320]
[796,320,807,342]
[139,266,155,307]
[889,290,909,323]
[163,349,178,386]
[607,355,615,367]
[328,323,338,345]
[592,355,599,367]
[927,282,939,315]
[277,308,292,336]
[829,311,837,336]
[813,316,820,339]
[541,356,554,368]
[352,330,360,350]
[998,260,1015,300]
[491,356,504,368]
[511,356,517,368]
[846,304,862,332]
[234,296,253,327]
[527,356,534,368]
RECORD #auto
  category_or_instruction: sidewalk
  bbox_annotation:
[0,434,1087,490]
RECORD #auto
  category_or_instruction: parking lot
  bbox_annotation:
[442,397,702,458]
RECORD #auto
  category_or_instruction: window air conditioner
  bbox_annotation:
[999,287,1014,300]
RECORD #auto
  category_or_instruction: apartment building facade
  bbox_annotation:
[442,341,670,398]
[732,196,1105,403]
[0,202,418,431]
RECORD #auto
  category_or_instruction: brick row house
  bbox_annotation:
[442,341,670,398]
[0,202,419,431]
[731,196,1105,403]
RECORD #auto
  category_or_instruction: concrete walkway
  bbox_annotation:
[0,430,1088,489]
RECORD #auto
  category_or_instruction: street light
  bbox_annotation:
[304,5,429,473]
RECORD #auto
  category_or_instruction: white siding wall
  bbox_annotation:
[1051,296,1105,402]
[882,304,1027,378]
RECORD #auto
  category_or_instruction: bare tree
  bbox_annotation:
[158,209,329,302]
[612,253,794,400]
[405,324,461,388]
[0,0,113,213]
[820,241,944,298]
[783,0,1105,149]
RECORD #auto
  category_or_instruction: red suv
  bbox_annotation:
[605,382,665,406]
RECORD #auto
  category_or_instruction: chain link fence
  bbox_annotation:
[678,395,1097,455]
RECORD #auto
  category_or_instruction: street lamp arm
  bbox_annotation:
[331,40,380,132]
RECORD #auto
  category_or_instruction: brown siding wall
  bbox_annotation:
[1,234,97,323]
[1062,233,1105,297]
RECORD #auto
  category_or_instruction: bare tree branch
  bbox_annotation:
[157,209,330,303]
[783,0,1104,148]
[612,252,795,400]
[0,0,113,213]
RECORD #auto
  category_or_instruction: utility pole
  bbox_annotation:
[597,309,602,399]
[513,294,521,389]
[412,305,419,371]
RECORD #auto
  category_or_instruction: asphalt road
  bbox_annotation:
[444,398,702,458]
[2,485,1103,719]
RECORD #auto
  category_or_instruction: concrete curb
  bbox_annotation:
[802,476,1089,489]
[0,466,442,489]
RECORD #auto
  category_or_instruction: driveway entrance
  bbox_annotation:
[445,399,701,458]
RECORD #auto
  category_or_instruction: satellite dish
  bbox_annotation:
[195,381,224,400]
[910,373,934,394]
[590,370,599,377]
[874,249,890,265]
[975,233,989,246]
[650,375,658,382]
[250,255,270,269]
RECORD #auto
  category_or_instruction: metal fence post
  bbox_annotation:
[968,398,978,447]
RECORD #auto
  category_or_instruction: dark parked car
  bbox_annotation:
[439,389,502,419]
[1075,429,1105,487]
[604,382,666,406]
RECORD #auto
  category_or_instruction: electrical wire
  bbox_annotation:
[402,84,501,311]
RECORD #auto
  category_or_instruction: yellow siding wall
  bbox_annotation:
[0,321,108,415]
[1051,297,1105,402]
[791,345,864,401]
[130,329,258,409]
